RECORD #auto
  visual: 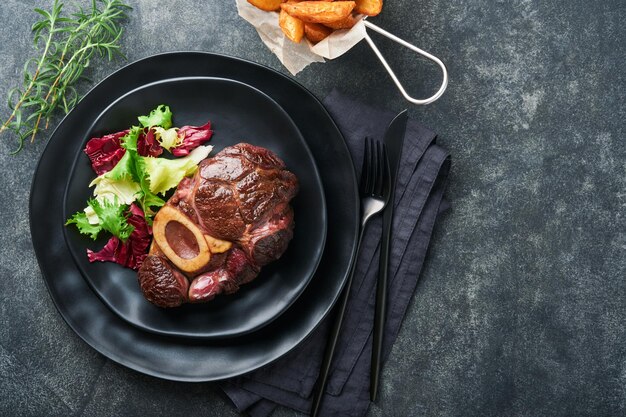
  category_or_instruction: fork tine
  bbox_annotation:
[360,138,370,194]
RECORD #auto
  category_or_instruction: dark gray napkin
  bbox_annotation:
[221,90,451,417]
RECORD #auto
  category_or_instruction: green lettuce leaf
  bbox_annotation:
[101,128,164,222]
[89,175,141,205]
[142,145,212,195]
[137,105,172,129]
[66,198,134,242]
[102,149,134,181]
[120,125,142,152]
[86,198,134,242]
[134,154,165,221]
[65,211,102,240]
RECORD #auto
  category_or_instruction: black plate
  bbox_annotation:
[63,77,327,339]
[30,52,359,381]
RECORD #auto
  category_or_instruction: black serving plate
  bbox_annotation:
[63,77,327,339]
[30,52,359,381]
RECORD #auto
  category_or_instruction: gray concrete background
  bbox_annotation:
[0,1,624,416]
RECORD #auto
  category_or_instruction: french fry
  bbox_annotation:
[247,0,284,12]
[279,9,305,43]
[354,0,382,16]
[280,1,356,24]
[304,22,333,43]
[249,0,383,45]
[323,13,356,30]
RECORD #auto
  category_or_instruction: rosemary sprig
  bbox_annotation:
[1,0,131,153]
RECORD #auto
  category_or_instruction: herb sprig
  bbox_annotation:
[1,0,131,153]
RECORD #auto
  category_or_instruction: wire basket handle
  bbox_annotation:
[363,20,448,105]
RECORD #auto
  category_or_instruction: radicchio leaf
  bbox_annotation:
[84,130,129,175]
[87,203,152,270]
[172,121,213,157]
[137,127,163,157]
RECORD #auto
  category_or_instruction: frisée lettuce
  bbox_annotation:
[138,104,173,129]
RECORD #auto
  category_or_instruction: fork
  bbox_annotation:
[311,137,391,417]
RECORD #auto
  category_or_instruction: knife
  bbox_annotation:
[370,110,408,402]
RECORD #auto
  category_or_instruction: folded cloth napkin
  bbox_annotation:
[221,90,451,417]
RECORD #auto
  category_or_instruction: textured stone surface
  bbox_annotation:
[0,0,624,416]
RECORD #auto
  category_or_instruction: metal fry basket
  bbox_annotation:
[362,20,448,105]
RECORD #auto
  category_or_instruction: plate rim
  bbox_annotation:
[29,51,359,381]
[60,75,329,339]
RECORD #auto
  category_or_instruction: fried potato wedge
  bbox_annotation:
[247,0,284,12]
[304,22,334,43]
[355,0,382,16]
[323,13,357,30]
[279,9,305,43]
[281,1,356,24]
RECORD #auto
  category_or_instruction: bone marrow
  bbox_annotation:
[165,221,200,259]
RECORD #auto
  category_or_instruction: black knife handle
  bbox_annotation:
[371,109,407,402]
[371,205,393,402]
[311,230,364,417]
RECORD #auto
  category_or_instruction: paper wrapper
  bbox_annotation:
[236,0,367,75]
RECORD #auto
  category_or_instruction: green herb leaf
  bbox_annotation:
[1,0,132,152]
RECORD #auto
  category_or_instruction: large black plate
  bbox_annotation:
[30,52,359,381]
[63,77,327,339]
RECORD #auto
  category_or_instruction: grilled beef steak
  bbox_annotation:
[137,143,298,308]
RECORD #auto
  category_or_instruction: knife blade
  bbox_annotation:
[370,109,408,401]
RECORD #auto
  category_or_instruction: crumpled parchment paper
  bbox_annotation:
[236,0,367,75]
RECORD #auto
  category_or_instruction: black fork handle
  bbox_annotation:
[311,227,365,417]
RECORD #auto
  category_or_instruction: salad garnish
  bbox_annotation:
[66,105,213,269]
